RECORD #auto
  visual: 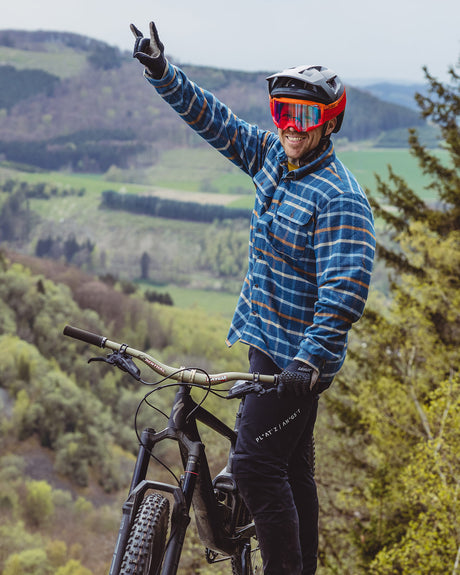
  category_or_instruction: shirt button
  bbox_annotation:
[251,311,257,316]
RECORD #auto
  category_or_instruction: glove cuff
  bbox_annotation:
[286,359,317,374]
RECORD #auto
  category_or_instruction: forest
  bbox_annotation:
[100,190,251,223]
[0,29,459,575]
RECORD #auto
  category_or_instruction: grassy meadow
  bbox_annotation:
[1,144,446,203]
[0,144,445,310]
[138,281,239,316]
[0,45,89,78]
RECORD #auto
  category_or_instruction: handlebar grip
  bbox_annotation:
[63,325,107,348]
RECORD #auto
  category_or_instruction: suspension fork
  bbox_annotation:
[160,442,201,575]
[109,427,159,575]
[110,396,203,575]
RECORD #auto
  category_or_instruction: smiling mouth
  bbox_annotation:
[286,134,306,142]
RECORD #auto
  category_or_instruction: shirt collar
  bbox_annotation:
[278,140,335,178]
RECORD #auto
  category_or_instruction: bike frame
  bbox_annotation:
[109,383,252,575]
[62,325,273,575]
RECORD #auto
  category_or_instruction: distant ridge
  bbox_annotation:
[360,82,428,111]
[0,28,117,52]
[0,29,430,173]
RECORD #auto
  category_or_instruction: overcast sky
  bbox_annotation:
[3,0,460,84]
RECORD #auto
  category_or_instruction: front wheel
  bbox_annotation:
[120,493,170,575]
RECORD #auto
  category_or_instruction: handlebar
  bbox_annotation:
[63,325,107,347]
[63,325,277,388]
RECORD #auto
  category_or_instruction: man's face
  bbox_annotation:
[278,118,337,165]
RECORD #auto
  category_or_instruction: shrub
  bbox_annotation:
[3,548,52,575]
[23,480,55,528]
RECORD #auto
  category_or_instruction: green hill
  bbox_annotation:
[0,30,427,173]
[0,249,248,574]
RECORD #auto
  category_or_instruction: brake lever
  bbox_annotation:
[88,346,141,381]
[226,378,277,400]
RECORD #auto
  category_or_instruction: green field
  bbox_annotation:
[139,283,239,317]
[1,146,446,210]
[228,147,446,209]
[338,148,443,197]
[0,46,88,78]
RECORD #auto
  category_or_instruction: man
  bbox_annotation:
[131,21,375,575]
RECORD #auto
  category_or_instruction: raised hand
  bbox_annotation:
[130,21,166,79]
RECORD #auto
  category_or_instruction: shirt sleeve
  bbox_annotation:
[295,192,376,371]
[144,62,274,178]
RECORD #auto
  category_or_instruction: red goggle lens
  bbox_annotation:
[270,92,346,133]
[270,97,323,132]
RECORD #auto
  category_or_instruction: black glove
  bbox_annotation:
[277,360,319,398]
[130,21,167,79]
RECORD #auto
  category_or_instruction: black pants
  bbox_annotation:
[232,347,319,575]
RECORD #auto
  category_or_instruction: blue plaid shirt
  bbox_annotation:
[147,64,375,388]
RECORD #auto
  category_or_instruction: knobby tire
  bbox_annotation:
[120,493,170,575]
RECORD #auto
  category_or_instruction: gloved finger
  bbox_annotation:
[277,381,286,398]
[149,21,160,44]
[132,37,150,58]
[149,21,164,54]
[134,52,155,68]
[130,23,144,39]
[138,37,151,53]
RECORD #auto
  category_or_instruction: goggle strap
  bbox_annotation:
[323,91,346,121]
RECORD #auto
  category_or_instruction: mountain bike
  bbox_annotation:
[63,324,290,575]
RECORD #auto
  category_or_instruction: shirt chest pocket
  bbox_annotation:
[268,203,315,261]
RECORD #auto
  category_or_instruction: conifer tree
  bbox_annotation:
[371,60,460,266]
[326,59,460,573]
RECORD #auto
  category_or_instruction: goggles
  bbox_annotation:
[269,92,346,133]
